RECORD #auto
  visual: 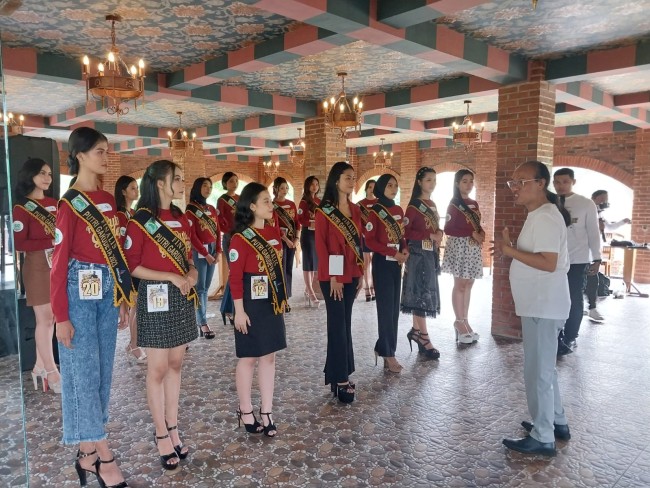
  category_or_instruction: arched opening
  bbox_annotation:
[434,171,477,227]
[206,174,253,208]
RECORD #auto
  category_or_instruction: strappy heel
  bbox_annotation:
[406,328,419,352]
[454,320,474,344]
[74,449,97,487]
[44,368,62,394]
[153,432,179,470]
[259,409,277,437]
[166,424,189,459]
[199,324,216,339]
[31,368,46,391]
[415,332,441,360]
[365,288,372,302]
[95,456,128,488]
[333,382,355,403]
[236,408,263,433]
[125,343,147,363]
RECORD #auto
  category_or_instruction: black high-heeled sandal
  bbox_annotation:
[236,408,263,433]
[334,383,355,404]
[94,456,128,488]
[406,328,419,352]
[259,409,277,437]
[199,324,215,339]
[222,312,235,325]
[365,288,371,302]
[153,432,180,470]
[416,332,440,360]
[74,449,97,487]
[166,424,189,459]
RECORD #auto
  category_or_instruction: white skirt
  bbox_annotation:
[441,236,483,279]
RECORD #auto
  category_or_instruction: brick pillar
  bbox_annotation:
[399,141,420,210]
[474,144,497,267]
[102,153,122,193]
[180,141,206,208]
[492,80,556,338]
[304,116,347,186]
[632,129,650,283]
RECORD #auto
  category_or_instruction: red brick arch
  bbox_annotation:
[431,162,474,174]
[554,156,633,188]
[127,169,146,180]
[355,167,401,193]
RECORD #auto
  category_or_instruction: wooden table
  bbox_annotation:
[622,246,649,297]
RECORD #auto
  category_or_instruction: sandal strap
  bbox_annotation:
[156,433,171,440]
[166,425,178,431]
[98,457,116,464]
[77,450,97,459]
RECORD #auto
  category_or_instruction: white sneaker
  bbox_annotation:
[588,309,604,323]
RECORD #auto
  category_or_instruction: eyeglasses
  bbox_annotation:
[507,178,538,190]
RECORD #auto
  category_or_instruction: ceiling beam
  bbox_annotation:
[615,91,650,109]
[377,0,494,28]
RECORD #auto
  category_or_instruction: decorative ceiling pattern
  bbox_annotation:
[237,123,305,142]
[222,41,463,101]
[2,76,86,116]
[387,95,499,121]
[346,132,449,148]
[23,128,136,143]
[439,0,650,58]
[555,110,618,127]
[0,0,300,72]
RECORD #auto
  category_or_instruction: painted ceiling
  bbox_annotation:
[0,0,300,72]
[387,96,499,122]
[589,72,650,96]
[439,0,650,59]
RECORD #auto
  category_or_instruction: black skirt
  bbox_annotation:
[400,241,441,318]
[137,279,198,348]
[234,273,287,358]
[300,229,318,271]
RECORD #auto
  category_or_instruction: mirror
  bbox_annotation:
[0,37,30,486]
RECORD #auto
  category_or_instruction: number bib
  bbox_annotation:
[422,239,434,252]
[78,269,102,300]
[251,275,269,300]
[147,284,170,312]
[45,248,54,268]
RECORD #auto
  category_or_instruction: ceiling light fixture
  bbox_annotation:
[82,14,145,117]
[263,150,280,179]
[2,112,24,136]
[289,128,305,167]
[167,111,196,165]
[452,100,484,151]
[373,138,393,170]
[323,71,362,139]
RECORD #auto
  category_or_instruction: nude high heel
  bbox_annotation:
[44,369,62,394]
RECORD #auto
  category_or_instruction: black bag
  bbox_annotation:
[597,272,611,297]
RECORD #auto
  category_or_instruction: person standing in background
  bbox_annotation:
[552,169,601,355]
[272,176,300,301]
[298,176,321,307]
[357,179,377,301]
[217,172,239,325]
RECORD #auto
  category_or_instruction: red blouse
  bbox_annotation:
[315,203,364,283]
[444,198,481,237]
[51,190,121,323]
[405,199,441,242]
[186,202,221,256]
[117,209,134,245]
[217,194,239,234]
[12,196,58,252]
[297,197,320,229]
[124,209,193,275]
[365,204,407,257]
[229,225,283,300]
[273,198,301,236]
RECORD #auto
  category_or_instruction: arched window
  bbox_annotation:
[434,171,476,226]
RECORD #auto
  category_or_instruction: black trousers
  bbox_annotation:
[560,263,588,344]
[321,279,358,386]
[281,243,295,298]
[584,272,598,310]
[372,253,402,357]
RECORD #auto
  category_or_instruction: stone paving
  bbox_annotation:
[11,273,650,486]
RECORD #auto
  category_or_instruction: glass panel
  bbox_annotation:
[0,36,30,487]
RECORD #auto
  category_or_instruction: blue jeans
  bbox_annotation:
[58,259,120,444]
[193,242,217,325]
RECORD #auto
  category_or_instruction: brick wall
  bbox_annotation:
[304,116,347,187]
[632,129,650,282]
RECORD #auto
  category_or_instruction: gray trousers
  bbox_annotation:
[522,317,568,443]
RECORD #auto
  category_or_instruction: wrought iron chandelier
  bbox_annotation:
[373,138,393,170]
[167,111,196,164]
[82,14,145,117]
[323,71,362,139]
[3,112,24,136]
[452,100,484,150]
[289,128,305,167]
[263,151,280,179]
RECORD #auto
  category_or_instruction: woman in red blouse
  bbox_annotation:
[125,160,198,470]
[52,127,133,487]
[400,167,443,359]
[12,158,60,392]
[315,162,363,403]
[298,176,320,307]
[187,177,221,339]
[357,179,377,301]
[114,175,145,363]
[230,182,287,437]
[272,176,300,299]
[442,169,484,344]
[365,174,408,373]
[217,171,239,324]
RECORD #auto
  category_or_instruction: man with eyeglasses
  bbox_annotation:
[552,168,601,355]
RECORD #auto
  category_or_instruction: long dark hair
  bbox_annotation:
[137,160,182,218]
[221,171,237,191]
[523,161,571,226]
[364,179,376,196]
[451,169,474,204]
[409,166,435,205]
[232,182,268,235]
[67,127,108,176]
[189,177,212,205]
[114,175,137,213]
[373,173,397,208]
[302,175,320,212]
[14,158,52,201]
[272,176,288,198]
[320,162,353,208]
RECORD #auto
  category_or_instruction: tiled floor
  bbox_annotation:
[13,273,650,486]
